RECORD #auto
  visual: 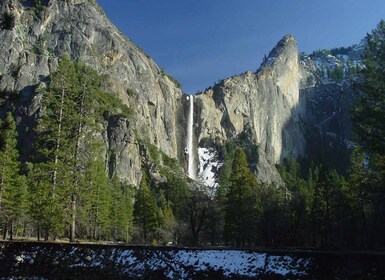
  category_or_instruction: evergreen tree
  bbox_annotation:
[311,167,347,248]
[354,20,385,155]
[110,175,134,243]
[30,56,130,241]
[153,188,176,244]
[224,149,261,247]
[259,186,288,247]
[352,20,385,247]
[134,174,159,243]
[0,113,28,240]
[31,56,78,240]
[82,155,112,241]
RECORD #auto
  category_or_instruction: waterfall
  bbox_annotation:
[187,95,196,179]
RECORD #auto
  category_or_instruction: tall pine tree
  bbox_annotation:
[224,149,261,247]
[0,113,27,240]
[352,20,385,247]
[134,174,159,244]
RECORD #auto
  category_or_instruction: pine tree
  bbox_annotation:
[310,167,347,248]
[153,188,176,244]
[0,113,28,240]
[352,20,385,247]
[30,56,130,241]
[31,56,78,240]
[259,186,288,247]
[110,175,134,243]
[134,174,159,243]
[224,148,261,247]
[354,20,385,155]
[82,155,112,241]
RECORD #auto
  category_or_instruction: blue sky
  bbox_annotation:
[98,0,385,94]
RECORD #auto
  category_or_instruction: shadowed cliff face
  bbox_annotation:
[0,0,186,186]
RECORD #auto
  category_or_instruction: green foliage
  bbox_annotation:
[259,186,288,247]
[218,134,259,199]
[354,20,385,155]
[0,113,28,239]
[82,153,112,241]
[134,173,159,243]
[224,149,261,246]
[29,56,132,241]
[110,176,134,242]
[32,0,46,15]
[159,168,190,220]
[351,20,385,246]
[0,12,15,30]
[147,143,161,164]
[126,88,136,97]
[310,49,331,58]
[327,65,344,81]
[145,142,179,169]
[330,46,354,56]
[31,37,46,56]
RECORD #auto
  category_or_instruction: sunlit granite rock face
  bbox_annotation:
[195,36,359,187]
[0,0,185,186]
[195,36,305,186]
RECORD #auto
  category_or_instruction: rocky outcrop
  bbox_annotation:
[194,36,359,187]
[299,46,362,141]
[195,36,305,186]
[0,0,186,186]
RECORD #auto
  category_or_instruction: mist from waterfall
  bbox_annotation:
[187,95,196,179]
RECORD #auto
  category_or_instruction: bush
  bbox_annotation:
[0,13,15,30]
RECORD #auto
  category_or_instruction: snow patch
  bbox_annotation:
[198,147,222,194]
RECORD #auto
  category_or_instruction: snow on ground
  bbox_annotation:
[265,255,309,276]
[112,248,310,279]
[5,245,311,279]
[198,147,222,195]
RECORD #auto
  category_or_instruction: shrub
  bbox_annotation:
[0,13,15,30]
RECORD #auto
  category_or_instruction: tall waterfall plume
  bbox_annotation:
[187,95,196,179]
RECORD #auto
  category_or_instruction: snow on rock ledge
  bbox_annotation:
[198,147,222,194]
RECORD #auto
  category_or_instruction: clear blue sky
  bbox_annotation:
[98,0,385,94]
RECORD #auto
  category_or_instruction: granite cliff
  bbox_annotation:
[194,37,360,187]
[0,0,186,186]
[0,0,359,188]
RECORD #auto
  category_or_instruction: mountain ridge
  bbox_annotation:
[0,0,358,188]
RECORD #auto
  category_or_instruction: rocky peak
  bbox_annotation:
[195,35,304,187]
[259,34,298,71]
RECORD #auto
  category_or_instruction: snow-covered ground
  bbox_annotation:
[5,245,310,279]
[3,243,385,279]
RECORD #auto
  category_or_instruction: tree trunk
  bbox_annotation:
[44,228,49,241]
[2,221,7,240]
[9,219,13,240]
[37,224,40,241]
[70,86,86,244]
[0,175,4,213]
[52,88,65,195]
[70,193,76,242]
